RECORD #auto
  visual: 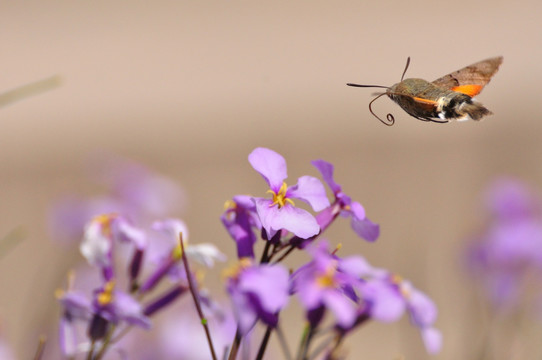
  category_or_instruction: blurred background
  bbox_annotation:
[1,1,542,359]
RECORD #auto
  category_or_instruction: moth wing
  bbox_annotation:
[431,57,503,96]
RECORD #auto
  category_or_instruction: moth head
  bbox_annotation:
[346,57,412,126]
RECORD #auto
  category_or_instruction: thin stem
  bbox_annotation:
[33,335,46,360]
[93,324,116,360]
[322,332,345,360]
[179,233,218,360]
[227,328,242,360]
[86,340,96,360]
[295,323,313,360]
[260,240,272,264]
[275,325,293,360]
[307,334,335,360]
[255,326,273,360]
[272,244,296,264]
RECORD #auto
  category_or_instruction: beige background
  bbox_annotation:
[1,1,542,359]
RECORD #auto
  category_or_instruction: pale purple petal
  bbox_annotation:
[59,317,77,357]
[364,281,405,322]
[288,176,330,211]
[60,292,93,319]
[248,148,287,191]
[407,286,438,326]
[115,218,146,249]
[239,265,290,312]
[349,201,366,220]
[351,217,380,242]
[230,289,258,334]
[152,218,189,245]
[339,256,373,277]
[311,159,342,194]
[421,327,442,354]
[254,198,320,239]
[114,291,151,329]
[323,291,357,328]
[295,276,324,309]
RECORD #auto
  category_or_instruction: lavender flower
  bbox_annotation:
[290,241,371,328]
[224,258,290,334]
[358,270,442,354]
[312,159,379,241]
[248,147,329,239]
[466,177,542,310]
[79,214,146,281]
[56,277,150,357]
[221,195,261,258]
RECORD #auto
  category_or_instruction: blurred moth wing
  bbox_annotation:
[348,57,503,126]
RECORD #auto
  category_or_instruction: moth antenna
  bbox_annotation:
[400,57,411,81]
[368,92,395,126]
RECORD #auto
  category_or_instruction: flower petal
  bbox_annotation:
[254,198,320,239]
[311,160,342,194]
[323,291,357,328]
[421,327,442,354]
[239,265,290,312]
[349,201,366,221]
[185,243,226,267]
[351,216,380,242]
[152,218,189,245]
[248,148,287,191]
[80,221,111,267]
[288,176,330,211]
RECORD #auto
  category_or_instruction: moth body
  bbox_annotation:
[347,56,502,125]
[388,78,491,122]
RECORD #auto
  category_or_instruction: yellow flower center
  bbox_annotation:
[97,280,116,306]
[92,213,117,237]
[223,200,236,211]
[267,182,295,208]
[222,257,253,280]
[316,262,338,288]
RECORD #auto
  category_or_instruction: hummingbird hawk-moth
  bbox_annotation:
[347,57,503,126]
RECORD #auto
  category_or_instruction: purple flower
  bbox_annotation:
[248,147,329,239]
[465,178,542,310]
[79,214,146,281]
[221,195,262,258]
[357,271,442,354]
[225,258,290,334]
[140,219,225,293]
[290,241,372,328]
[312,160,379,242]
[56,276,150,356]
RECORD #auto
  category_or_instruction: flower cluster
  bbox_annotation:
[48,147,440,359]
[56,213,225,359]
[465,177,542,310]
[221,147,441,358]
